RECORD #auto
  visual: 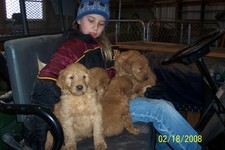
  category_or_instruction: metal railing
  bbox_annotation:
[106,19,146,43]
[146,20,220,45]
[1,13,222,46]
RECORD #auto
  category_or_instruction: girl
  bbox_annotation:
[24,0,201,150]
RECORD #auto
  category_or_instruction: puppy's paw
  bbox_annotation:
[95,141,107,150]
[128,127,141,135]
[62,143,77,150]
[131,93,138,99]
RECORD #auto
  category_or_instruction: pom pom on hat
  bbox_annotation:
[76,0,110,25]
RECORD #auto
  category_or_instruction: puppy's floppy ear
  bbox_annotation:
[120,86,133,97]
[56,69,66,89]
[122,58,133,73]
[119,78,133,97]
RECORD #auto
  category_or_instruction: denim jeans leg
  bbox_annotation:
[130,97,202,150]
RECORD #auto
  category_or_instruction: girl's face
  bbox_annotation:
[77,14,106,38]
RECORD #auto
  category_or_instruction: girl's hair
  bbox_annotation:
[97,34,113,61]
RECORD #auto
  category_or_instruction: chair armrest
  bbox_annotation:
[0,101,64,150]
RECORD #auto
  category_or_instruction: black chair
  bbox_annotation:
[2,33,155,149]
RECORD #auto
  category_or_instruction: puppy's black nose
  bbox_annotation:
[76,85,83,91]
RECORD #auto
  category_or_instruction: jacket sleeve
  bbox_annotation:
[38,39,87,80]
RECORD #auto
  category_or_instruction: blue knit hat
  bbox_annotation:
[76,0,110,25]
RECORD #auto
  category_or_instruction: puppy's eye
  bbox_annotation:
[83,75,86,79]
[139,67,143,70]
[69,76,74,80]
[137,68,142,72]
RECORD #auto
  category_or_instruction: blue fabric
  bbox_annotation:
[130,97,202,150]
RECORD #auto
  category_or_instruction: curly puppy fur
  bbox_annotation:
[114,50,157,97]
[45,63,106,150]
[89,67,110,99]
[100,76,140,137]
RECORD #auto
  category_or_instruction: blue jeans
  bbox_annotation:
[130,97,202,150]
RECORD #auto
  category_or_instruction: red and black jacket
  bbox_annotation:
[38,30,117,81]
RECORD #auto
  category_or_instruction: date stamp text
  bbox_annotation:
[158,135,202,143]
